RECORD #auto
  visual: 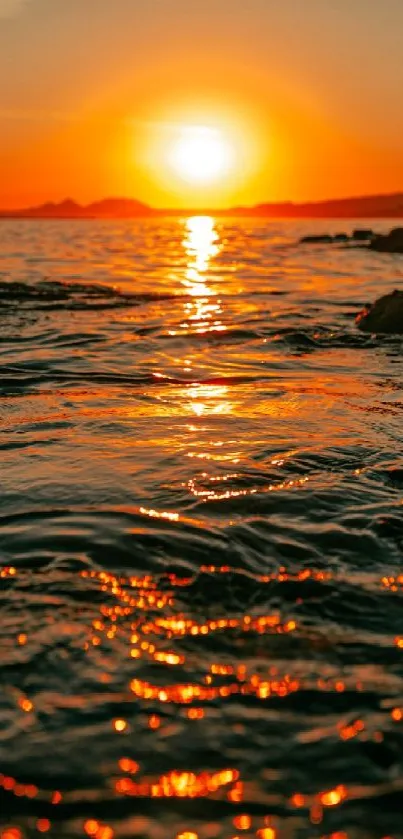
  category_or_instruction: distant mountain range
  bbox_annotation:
[1,193,403,219]
[0,198,155,219]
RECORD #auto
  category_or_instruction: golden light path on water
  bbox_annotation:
[177,216,233,418]
[180,215,223,334]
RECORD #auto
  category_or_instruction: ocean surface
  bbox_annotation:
[1,217,403,839]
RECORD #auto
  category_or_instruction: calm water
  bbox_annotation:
[1,217,403,839]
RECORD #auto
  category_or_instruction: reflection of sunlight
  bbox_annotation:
[182,216,218,303]
[186,384,234,416]
[185,215,219,278]
[169,218,232,418]
[177,216,225,336]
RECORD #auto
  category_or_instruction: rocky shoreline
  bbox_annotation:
[298,228,403,333]
[300,226,403,253]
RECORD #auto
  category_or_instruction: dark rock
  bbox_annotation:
[299,234,334,244]
[356,289,403,334]
[387,468,403,485]
[369,227,403,253]
[333,233,349,242]
[352,228,375,241]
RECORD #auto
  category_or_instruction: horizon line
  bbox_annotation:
[1,190,403,219]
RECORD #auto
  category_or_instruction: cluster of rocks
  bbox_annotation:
[298,226,403,332]
[300,227,403,253]
[297,228,403,333]
[300,228,373,245]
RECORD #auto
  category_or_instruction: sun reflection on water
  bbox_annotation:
[186,384,233,417]
[184,215,219,283]
[177,216,225,336]
[168,216,234,417]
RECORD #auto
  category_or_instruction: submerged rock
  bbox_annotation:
[299,234,334,244]
[356,289,403,334]
[298,226,403,254]
[369,227,403,253]
[299,229,373,245]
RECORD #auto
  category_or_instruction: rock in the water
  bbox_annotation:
[298,226,403,252]
[299,230,374,246]
[352,228,375,241]
[356,289,403,334]
[299,234,334,244]
[369,227,403,253]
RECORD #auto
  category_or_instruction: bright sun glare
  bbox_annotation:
[169,126,234,184]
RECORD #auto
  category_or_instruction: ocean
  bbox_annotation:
[1,216,403,839]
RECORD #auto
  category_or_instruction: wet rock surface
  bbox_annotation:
[369,227,403,253]
[356,289,403,334]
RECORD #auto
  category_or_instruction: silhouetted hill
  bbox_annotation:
[232,192,403,218]
[86,198,157,217]
[0,197,156,219]
[1,192,403,219]
[23,199,85,218]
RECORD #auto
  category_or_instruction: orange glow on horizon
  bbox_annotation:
[2,1,403,207]
[2,93,403,209]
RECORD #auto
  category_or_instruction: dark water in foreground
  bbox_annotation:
[1,217,403,839]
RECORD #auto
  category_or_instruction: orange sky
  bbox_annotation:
[1,0,403,209]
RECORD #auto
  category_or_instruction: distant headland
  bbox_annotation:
[1,193,403,219]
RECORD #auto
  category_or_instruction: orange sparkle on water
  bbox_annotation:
[175,833,199,839]
[339,719,365,740]
[291,792,306,808]
[118,758,139,773]
[96,828,114,839]
[1,566,17,578]
[233,815,251,830]
[320,785,347,807]
[18,698,33,713]
[84,822,99,837]
[36,820,51,833]
[187,708,205,719]
[113,768,239,799]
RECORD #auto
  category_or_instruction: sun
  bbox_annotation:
[168,125,235,184]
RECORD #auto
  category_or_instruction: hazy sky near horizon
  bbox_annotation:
[1,0,403,207]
